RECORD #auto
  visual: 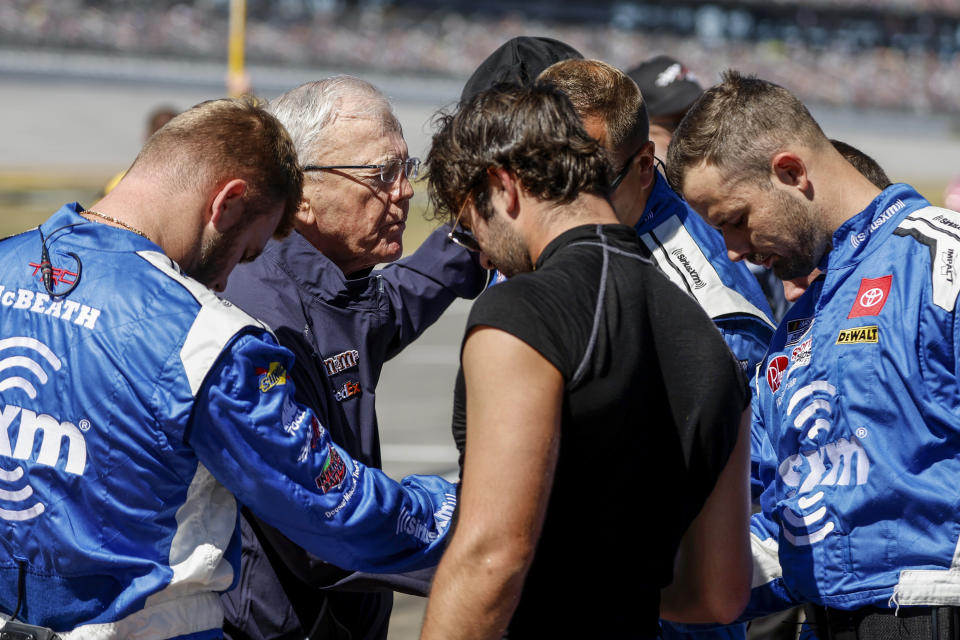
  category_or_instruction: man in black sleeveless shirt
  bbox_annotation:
[419,84,753,639]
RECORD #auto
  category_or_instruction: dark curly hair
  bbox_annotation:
[426,83,610,225]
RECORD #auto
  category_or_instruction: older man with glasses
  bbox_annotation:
[220,76,487,640]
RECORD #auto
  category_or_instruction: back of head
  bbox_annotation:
[460,36,584,103]
[132,97,302,237]
[427,84,609,224]
[538,58,649,165]
[830,139,891,189]
[268,75,401,166]
[146,105,179,137]
[626,55,703,118]
[666,70,828,193]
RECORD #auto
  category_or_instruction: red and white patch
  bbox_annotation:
[848,275,892,318]
[766,355,789,392]
[791,338,812,369]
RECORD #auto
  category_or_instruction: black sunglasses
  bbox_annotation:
[447,198,481,253]
[609,146,643,193]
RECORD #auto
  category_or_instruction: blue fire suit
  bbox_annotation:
[745,184,960,617]
[0,204,456,639]
[220,227,487,639]
[637,172,776,381]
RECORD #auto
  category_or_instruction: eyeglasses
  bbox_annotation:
[303,157,421,185]
[609,146,643,193]
[447,198,481,253]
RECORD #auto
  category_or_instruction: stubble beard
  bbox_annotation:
[483,211,533,278]
[188,223,242,287]
[770,190,831,281]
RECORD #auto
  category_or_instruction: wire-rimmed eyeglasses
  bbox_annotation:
[447,198,481,253]
[303,157,421,185]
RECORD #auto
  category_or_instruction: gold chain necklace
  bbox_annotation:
[82,209,149,239]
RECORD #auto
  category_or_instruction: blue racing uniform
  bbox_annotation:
[0,204,456,639]
[746,184,960,618]
[637,172,776,381]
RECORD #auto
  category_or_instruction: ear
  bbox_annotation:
[634,141,657,191]
[208,178,249,232]
[487,167,520,218]
[293,197,314,228]
[771,151,810,193]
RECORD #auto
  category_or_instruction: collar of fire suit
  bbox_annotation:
[820,183,929,273]
[633,170,684,235]
[45,202,161,254]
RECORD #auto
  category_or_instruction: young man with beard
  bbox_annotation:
[0,98,456,639]
[668,71,960,638]
[420,84,753,640]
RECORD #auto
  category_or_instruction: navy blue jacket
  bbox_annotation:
[219,226,487,639]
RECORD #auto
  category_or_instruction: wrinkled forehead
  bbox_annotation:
[310,115,407,164]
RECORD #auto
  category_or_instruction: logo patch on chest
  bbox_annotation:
[785,317,813,346]
[847,275,892,318]
[836,325,878,345]
[766,355,789,392]
[323,349,360,376]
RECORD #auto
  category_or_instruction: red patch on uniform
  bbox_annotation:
[848,275,892,318]
[766,355,789,392]
[29,262,78,286]
[316,446,346,493]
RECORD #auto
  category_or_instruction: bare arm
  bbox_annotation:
[420,326,563,640]
[660,406,752,624]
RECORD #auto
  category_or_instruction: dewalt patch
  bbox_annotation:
[836,325,878,345]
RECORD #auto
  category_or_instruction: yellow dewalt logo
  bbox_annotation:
[836,325,878,345]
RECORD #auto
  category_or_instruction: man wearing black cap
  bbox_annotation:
[459,35,583,104]
[627,55,705,162]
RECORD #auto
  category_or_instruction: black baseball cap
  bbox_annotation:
[460,36,584,103]
[626,55,703,117]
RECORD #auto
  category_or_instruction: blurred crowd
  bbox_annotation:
[1,0,959,114]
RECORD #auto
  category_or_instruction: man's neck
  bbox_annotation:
[89,176,203,266]
[524,193,620,265]
[817,152,885,236]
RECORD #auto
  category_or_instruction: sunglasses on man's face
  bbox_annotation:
[447,198,482,253]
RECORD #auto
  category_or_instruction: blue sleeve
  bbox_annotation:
[737,509,805,621]
[714,315,773,376]
[379,226,488,360]
[715,316,773,502]
[189,331,457,574]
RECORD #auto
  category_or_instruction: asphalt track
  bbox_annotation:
[2,52,959,639]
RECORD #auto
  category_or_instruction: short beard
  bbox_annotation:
[770,189,830,281]
[187,222,243,287]
[483,211,532,278]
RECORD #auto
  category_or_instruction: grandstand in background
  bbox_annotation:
[1,0,959,115]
